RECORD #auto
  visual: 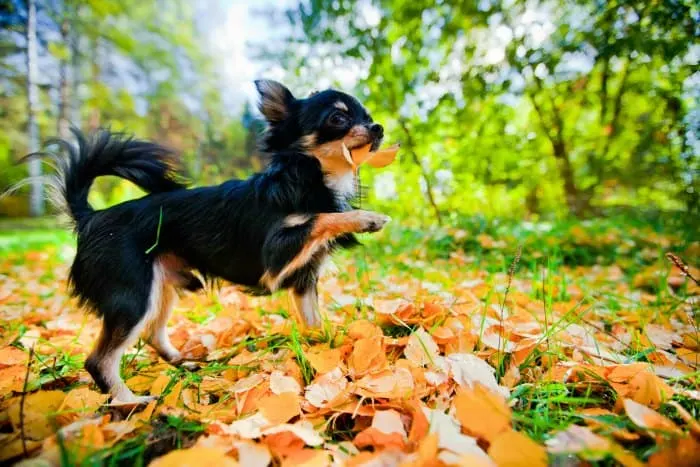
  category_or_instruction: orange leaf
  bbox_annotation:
[263,430,305,457]
[0,365,28,393]
[623,399,682,435]
[648,436,700,467]
[56,387,109,425]
[162,380,183,407]
[350,143,399,168]
[346,320,383,340]
[408,403,430,444]
[281,448,330,467]
[0,346,28,368]
[488,430,547,467]
[628,370,674,408]
[257,391,300,425]
[348,337,387,376]
[150,447,238,467]
[454,384,511,442]
[354,427,406,450]
[305,345,342,375]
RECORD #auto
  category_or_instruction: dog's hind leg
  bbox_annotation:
[144,261,199,369]
[289,281,320,328]
[84,262,165,404]
[85,305,155,404]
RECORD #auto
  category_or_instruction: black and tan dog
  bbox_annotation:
[30,80,390,403]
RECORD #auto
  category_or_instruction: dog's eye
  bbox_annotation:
[328,112,349,127]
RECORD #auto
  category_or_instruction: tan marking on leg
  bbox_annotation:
[289,286,321,328]
[89,321,154,404]
[146,283,181,363]
[262,211,390,291]
[86,261,171,404]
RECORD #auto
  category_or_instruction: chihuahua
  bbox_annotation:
[29,80,390,403]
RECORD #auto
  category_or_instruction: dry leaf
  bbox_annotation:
[623,399,682,435]
[648,436,700,467]
[0,346,29,368]
[269,371,301,395]
[454,384,511,442]
[348,337,387,376]
[545,425,611,459]
[305,367,348,408]
[235,440,272,467]
[404,328,440,367]
[149,446,239,466]
[305,346,342,375]
[162,380,183,407]
[257,391,300,424]
[56,387,108,425]
[447,353,509,398]
[488,430,547,467]
[8,390,65,440]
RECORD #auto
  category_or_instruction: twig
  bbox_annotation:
[666,252,699,286]
[20,345,35,458]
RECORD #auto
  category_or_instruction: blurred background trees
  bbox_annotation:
[1,0,698,224]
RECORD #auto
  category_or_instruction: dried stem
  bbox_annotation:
[20,345,35,458]
[497,245,522,373]
[666,252,699,286]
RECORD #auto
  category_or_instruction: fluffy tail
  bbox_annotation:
[21,128,187,227]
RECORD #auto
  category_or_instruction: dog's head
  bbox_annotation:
[255,80,383,198]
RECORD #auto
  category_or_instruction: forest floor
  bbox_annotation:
[0,216,698,466]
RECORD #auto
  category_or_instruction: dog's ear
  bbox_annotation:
[255,80,295,123]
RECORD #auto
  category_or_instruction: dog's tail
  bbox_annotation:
[17,128,187,227]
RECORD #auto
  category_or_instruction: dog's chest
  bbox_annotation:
[324,171,356,206]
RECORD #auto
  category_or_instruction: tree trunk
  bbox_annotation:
[398,119,443,226]
[69,15,81,128]
[528,90,589,216]
[88,39,101,130]
[57,17,71,139]
[26,0,44,216]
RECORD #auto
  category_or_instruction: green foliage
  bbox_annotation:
[258,0,699,222]
[0,0,258,216]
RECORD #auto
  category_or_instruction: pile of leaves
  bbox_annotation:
[0,218,698,466]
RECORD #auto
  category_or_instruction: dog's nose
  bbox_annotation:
[369,124,384,138]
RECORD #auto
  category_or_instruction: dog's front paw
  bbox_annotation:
[357,210,391,233]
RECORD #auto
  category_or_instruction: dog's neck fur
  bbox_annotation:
[257,150,355,213]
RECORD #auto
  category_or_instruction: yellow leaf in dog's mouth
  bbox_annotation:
[342,143,400,169]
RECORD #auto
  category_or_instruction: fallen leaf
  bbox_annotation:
[235,440,272,467]
[488,430,547,467]
[269,371,301,395]
[446,353,509,398]
[149,446,239,466]
[648,436,700,467]
[0,346,29,369]
[305,346,342,375]
[8,390,65,440]
[257,391,300,424]
[162,380,183,407]
[623,399,682,435]
[305,367,348,408]
[454,384,511,442]
[56,387,109,425]
[404,328,440,367]
[545,425,611,459]
[348,337,387,376]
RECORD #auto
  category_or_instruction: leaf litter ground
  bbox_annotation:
[0,217,698,466]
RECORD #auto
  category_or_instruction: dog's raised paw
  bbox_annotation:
[358,211,391,233]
